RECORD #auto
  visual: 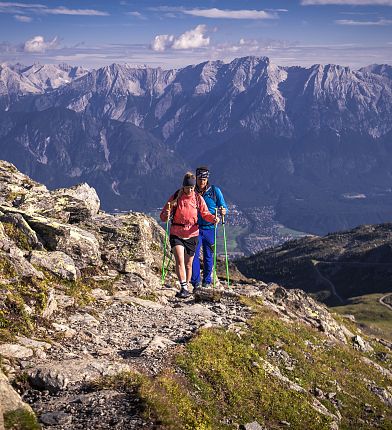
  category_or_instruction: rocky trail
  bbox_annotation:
[5,281,258,430]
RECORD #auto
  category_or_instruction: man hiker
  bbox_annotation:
[191,166,228,292]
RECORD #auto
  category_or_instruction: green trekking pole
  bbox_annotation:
[221,207,230,288]
[213,207,218,288]
[161,202,171,285]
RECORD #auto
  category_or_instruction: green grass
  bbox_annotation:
[100,299,392,429]
[276,224,310,238]
[332,293,392,341]
[4,408,41,430]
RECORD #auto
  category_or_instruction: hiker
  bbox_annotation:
[160,172,219,298]
[191,166,228,291]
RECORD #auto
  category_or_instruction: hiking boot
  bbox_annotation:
[176,288,191,299]
[192,283,201,294]
[202,282,212,289]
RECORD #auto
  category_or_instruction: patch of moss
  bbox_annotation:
[2,222,32,251]
[91,370,142,391]
[0,276,50,339]
[0,255,17,278]
[5,191,25,204]
[138,293,158,302]
[4,408,41,430]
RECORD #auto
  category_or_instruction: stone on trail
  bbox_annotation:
[194,287,223,302]
[40,411,73,426]
[0,343,34,359]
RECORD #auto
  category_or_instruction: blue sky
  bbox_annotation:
[0,0,391,69]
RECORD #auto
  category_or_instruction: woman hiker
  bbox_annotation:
[160,172,219,298]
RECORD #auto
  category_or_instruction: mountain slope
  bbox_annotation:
[235,223,392,305]
[0,108,187,210]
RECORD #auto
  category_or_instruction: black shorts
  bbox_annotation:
[170,235,198,256]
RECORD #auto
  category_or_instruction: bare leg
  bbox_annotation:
[172,245,186,283]
[184,254,195,284]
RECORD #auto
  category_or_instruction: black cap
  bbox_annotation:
[196,166,209,179]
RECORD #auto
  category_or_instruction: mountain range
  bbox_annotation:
[0,57,391,231]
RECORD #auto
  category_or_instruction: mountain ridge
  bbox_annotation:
[1,56,392,235]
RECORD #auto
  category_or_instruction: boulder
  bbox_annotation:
[18,183,100,224]
[0,211,43,250]
[259,283,349,344]
[0,343,34,359]
[29,250,78,281]
[28,359,131,391]
[0,161,48,209]
[0,370,35,418]
[84,212,164,274]
[23,211,101,268]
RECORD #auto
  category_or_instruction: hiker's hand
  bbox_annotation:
[165,208,171,218]
[214,216,220,225]
[220,207,227,216]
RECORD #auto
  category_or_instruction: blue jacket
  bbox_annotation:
[197,185,228,230]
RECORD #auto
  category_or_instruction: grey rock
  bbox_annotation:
[40,411,73,426]
[28,368,69,393]
[352,335,374,353]
[15,336,51,350]
[240,421,266,430]
[141,335,176,356]
[0,369,35,417]
[29,250,78,281]
[29,359,131,387]
[68,313,100,327]
[0,343,33,359]
[41,289,58,319]
[113,292,163,309]
[179,304,217,320]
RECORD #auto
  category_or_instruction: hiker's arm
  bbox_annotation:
[216,187,228,216]
[199,197,219,224]
[160,196,174,222]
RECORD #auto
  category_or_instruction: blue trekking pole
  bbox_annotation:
[221,207,230,288]
[213,207,218,288]
[161,202,171,285]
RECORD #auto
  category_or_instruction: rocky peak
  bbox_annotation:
[360,64,392,80]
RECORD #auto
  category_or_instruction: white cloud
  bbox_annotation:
[172,25,210,50]
[182,8,276,20]
[0,2,109,16]
[127,11,142,17]
[24,35,58,53]
[14,14,32,22]
[302,0,392,5]
[151,25,210,52]
[151,34,174,52]
[335,18,392,24]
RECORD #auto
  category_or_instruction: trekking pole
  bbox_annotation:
[221,207,230,288]
[213,207,218,288]
[161,202,171,285]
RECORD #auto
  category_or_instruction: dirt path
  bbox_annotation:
[312,261,345,304]
[379,293,392,312]
[22,284,255,430]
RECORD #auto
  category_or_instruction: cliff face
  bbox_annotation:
[0,161,390,429]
